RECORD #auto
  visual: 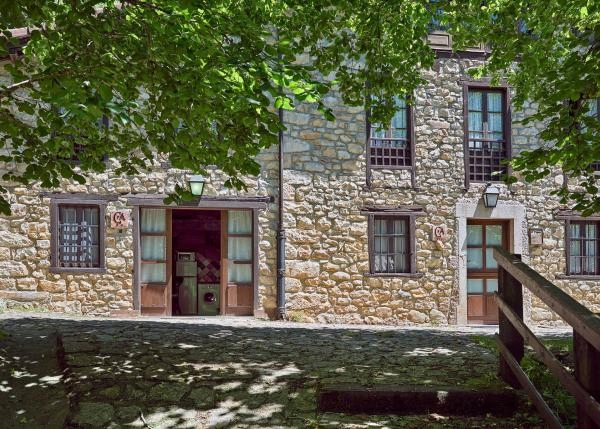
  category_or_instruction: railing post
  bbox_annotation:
[574,330,600,429]
[498,254,524,389]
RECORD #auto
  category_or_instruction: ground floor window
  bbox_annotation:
[568,220,600,275]
[373,216,410,273]
[51,199,106,272]
[363,208,422,276]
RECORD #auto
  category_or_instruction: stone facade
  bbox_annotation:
[0,52,596,326]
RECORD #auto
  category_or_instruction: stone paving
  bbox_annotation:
[0,313,572,428]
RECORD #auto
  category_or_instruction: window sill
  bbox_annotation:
[468,180,505,187]
[49,267,107,274]
[555,274,600,280]
[369,165,414,170]
[364,272,424,279]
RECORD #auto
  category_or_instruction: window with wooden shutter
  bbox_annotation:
[140,208,168,283]
[223,210,255,315]
[139,207,171,316]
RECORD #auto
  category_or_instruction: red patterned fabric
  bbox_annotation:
[195,253,220,282]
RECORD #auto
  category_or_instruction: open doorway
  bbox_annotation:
[172,209,221,316]
[138,206,257,317]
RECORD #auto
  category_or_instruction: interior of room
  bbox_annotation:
[171,209,221,316]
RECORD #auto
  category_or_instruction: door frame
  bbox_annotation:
[455,200,527,325]
[129,196,267,316]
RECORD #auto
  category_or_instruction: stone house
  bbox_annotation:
[0,32,598,325]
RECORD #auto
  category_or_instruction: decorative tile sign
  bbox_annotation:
[110,210,130,228]
[530,228,543,246]
[432,224,449,241]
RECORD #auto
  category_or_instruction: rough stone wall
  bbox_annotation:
[279,56,590,326]
[0,54,594,324]
[280,59,469,324]
[0,158,279,316]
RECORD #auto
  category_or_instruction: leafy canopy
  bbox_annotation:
[443,0,600,214]
[1,1,600,214]
[0,0,434,214]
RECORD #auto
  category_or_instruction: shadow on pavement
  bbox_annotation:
[0,315,567,428]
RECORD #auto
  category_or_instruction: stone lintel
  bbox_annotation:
[0,290,50,302]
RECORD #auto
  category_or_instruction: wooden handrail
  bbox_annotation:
[494,247,600,428]
[496,295,600,423]
[494,334,563,429]
[494,248,600,348]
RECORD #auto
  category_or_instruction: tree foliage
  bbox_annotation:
[0,0,435,214]
[442,0,600,215]
[1,1,600,215]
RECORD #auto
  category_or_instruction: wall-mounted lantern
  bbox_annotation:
[188,175,206,197]
[482,183,500,208]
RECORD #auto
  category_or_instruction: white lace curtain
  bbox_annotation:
[141,208,166,233]
[570,223,597,274]
[59,206,98,266]
[371,97,407,140]
[141,208,166,282]
[469,91,503,142]
[228,211,252,283]
[374,218,407,273]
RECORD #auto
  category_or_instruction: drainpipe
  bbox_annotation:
[276,105,287,320]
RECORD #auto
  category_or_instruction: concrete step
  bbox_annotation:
[318,384,519,417]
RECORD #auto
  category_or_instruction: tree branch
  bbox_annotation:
[120,0,172,15]
[0,70,70,98]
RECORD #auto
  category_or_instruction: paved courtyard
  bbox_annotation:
[0,313,570,428]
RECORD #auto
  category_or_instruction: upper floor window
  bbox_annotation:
[368,97,412,168]
[466,88,509,182]
[51,199,106,273]
[588,99,600,118]
[567,220,600,276]
[54,108,109,163]
[585,99,600,171]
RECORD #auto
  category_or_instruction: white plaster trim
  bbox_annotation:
[455,199,528,325]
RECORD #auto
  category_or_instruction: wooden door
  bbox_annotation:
[140,208,172,316]
[466,219,509,324]
[222,210,254,315]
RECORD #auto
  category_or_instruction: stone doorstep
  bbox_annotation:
[317,384,519,417]
[109,309,141,318]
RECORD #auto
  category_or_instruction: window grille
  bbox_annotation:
[369,98,412,167]
[58,205,100,268]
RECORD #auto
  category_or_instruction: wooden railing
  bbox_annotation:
[494,247,600,429]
